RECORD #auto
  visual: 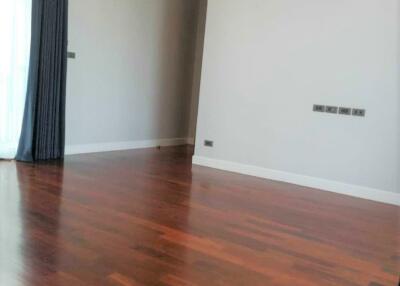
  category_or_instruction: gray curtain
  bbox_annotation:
[16,0,68,162]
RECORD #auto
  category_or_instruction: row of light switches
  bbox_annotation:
[313,105,366,117]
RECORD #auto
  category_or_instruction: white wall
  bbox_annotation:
[66,0,200,149]
[195,0,400,200]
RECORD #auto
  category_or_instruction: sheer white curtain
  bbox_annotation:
[0,0,31,159]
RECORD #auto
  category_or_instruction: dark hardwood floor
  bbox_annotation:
[0,145,399,286]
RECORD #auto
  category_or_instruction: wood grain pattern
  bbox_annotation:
[0,146,399,286]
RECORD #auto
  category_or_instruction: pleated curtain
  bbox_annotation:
[16,0,68,162]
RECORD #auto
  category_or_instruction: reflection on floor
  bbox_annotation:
[0,146,398,286]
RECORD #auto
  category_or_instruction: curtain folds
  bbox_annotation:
[16,0,68,162]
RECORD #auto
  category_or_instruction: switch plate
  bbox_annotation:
[67,52,76,59]
[352,109,366,117]
[313,105,325,112]
[204,140,214,147]
[339,107,352,115]
[325,106,338,114]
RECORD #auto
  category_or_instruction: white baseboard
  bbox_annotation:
[65,137,191,155]
[192,156,400,206]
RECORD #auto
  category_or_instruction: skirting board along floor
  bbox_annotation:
[192,155,400,206]
[65,137,194,155]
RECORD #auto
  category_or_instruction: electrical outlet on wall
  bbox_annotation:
[339,107,352,115]
[67,52,76,59]
[204,140,214,147]
[352,109,366,117]
[313,105,325,112]
[313,104,366,118]
[325,106,338,114]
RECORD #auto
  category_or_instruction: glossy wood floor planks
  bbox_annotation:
[0,146,398,285]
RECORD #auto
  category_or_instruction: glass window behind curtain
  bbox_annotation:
[0,0,31,159]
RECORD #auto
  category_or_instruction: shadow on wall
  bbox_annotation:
[188,0,208,141]
[154,0,208,141]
